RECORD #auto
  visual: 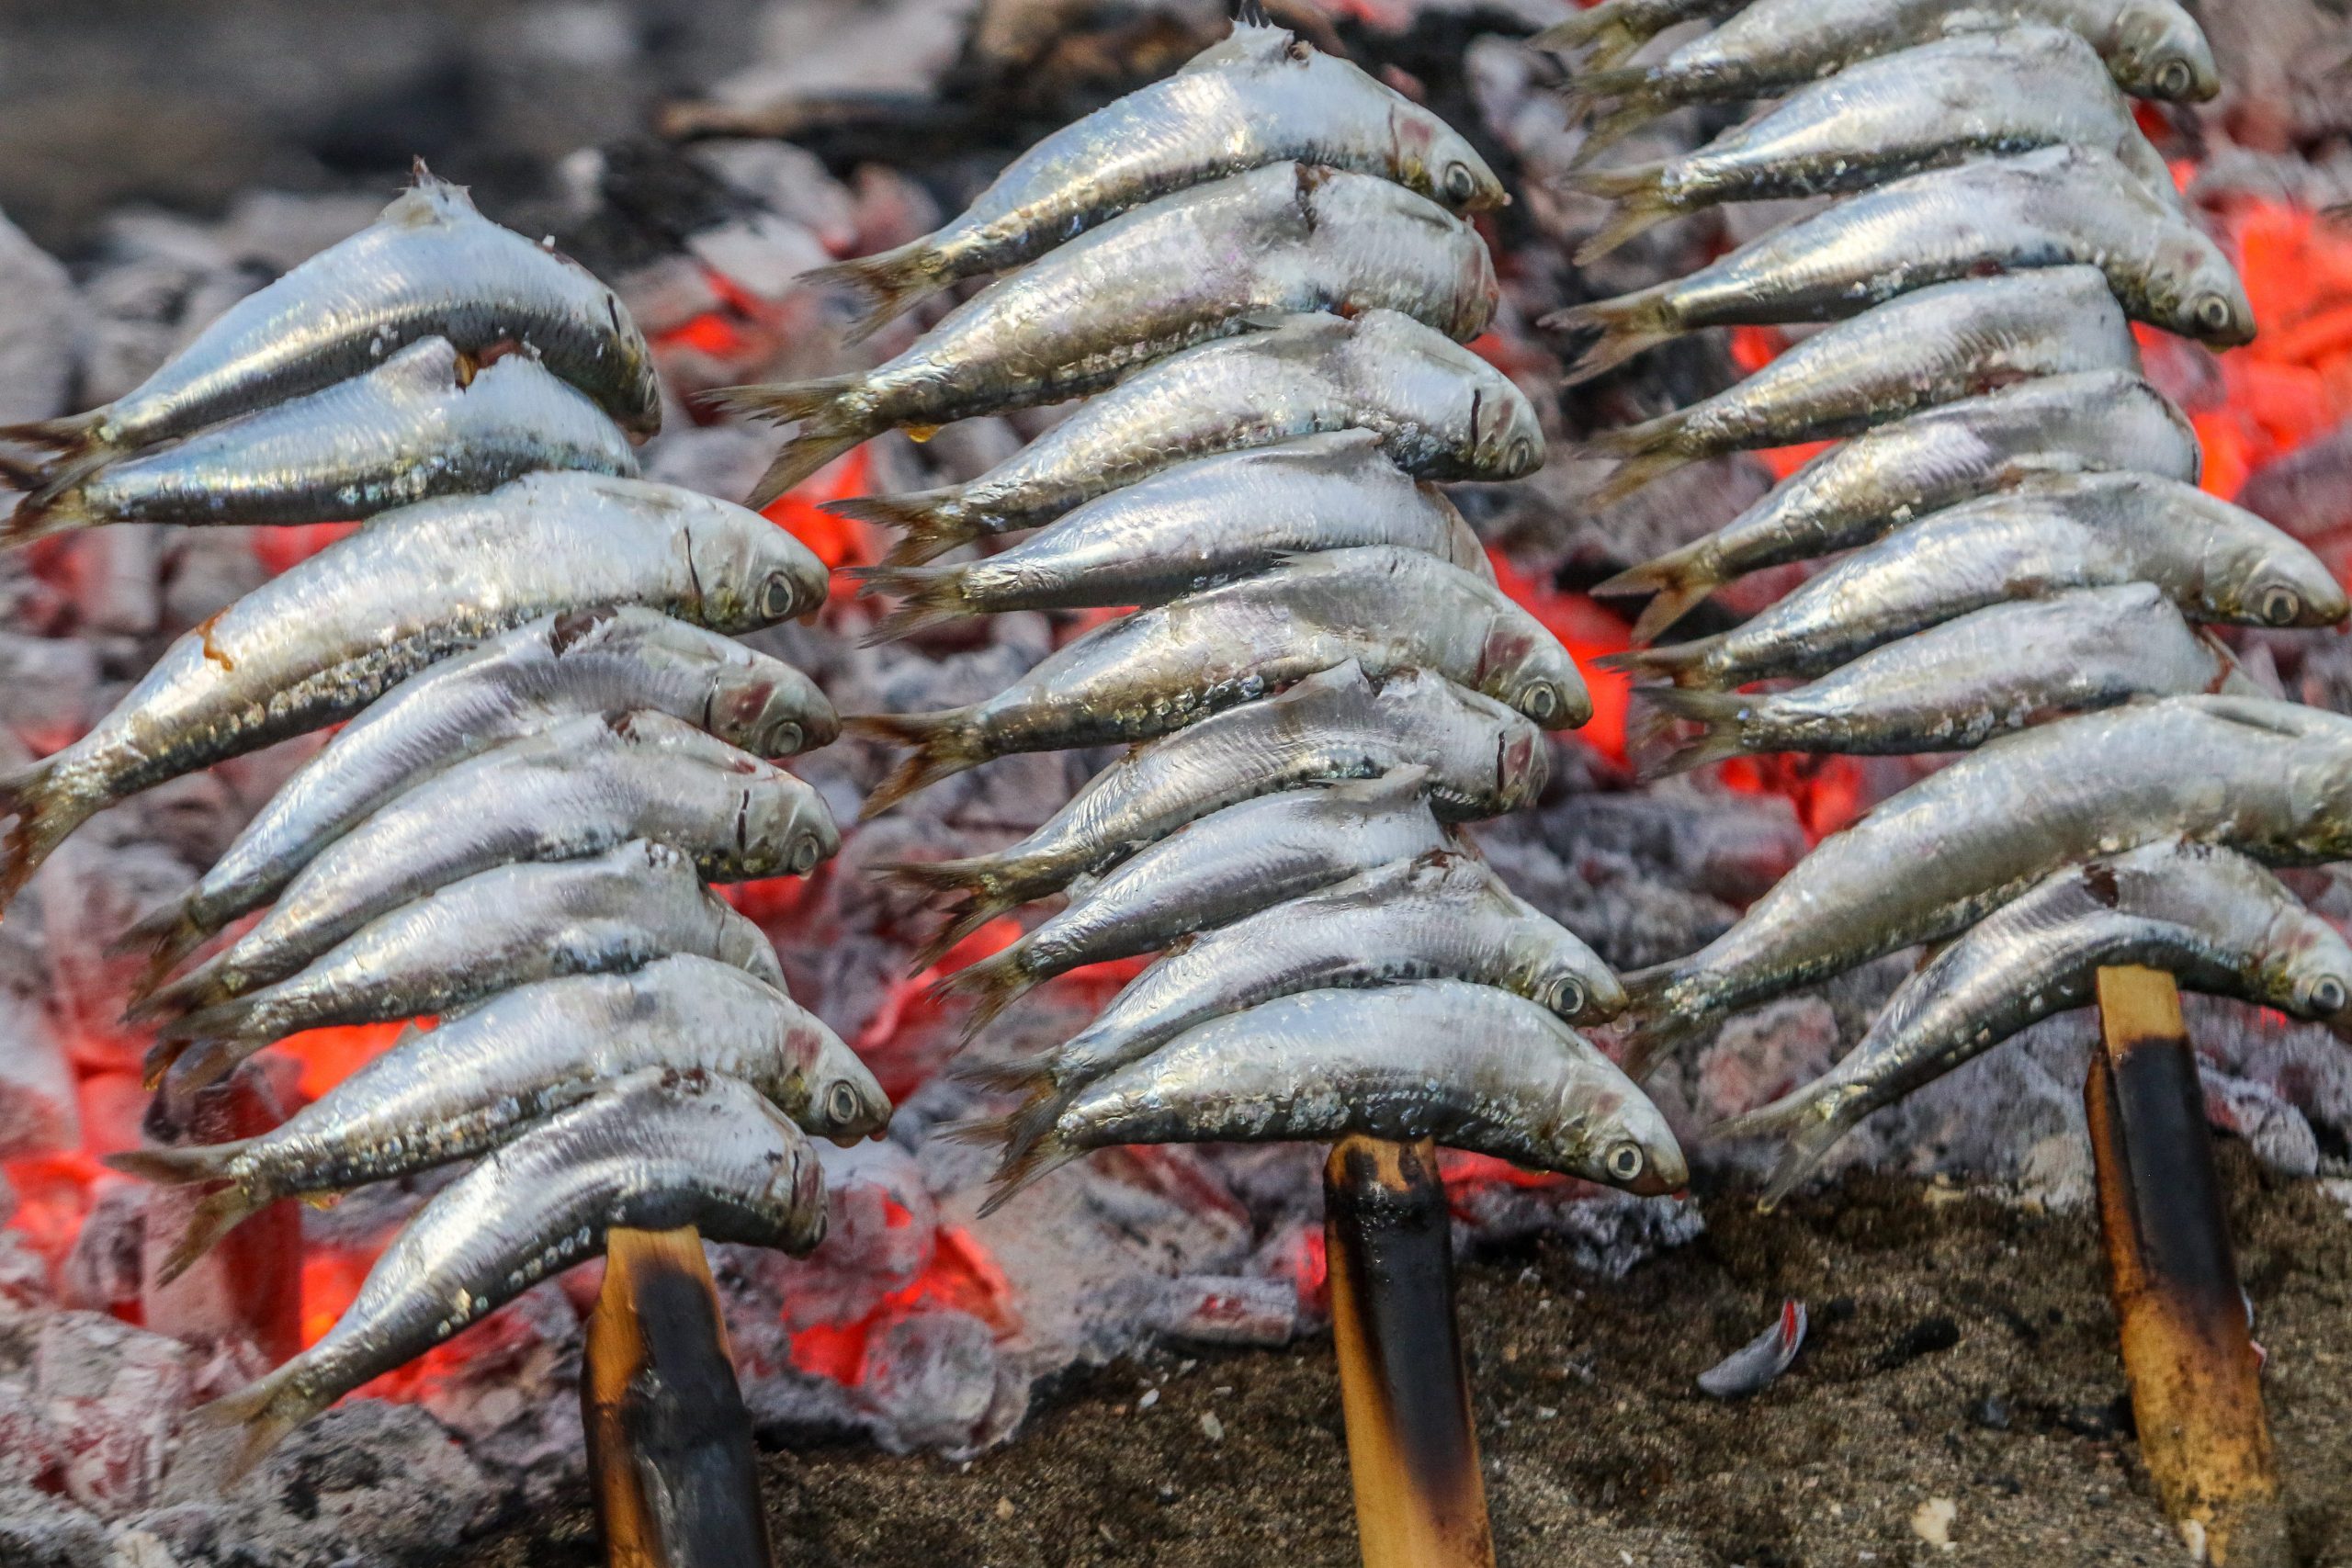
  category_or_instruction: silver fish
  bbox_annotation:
[1530,0,1753,71]
[2,338,639,547]
[980,981,1685,1212]
[1613,472,2345,689]
[1620,697,2352,1068]
[727,164,1498,502]
[147,840,787,1091]
[113,954,883,1280]
[850,431,1492,636]
[1638,584,2264,773]
[134,605,834,972]
[934,766,1453,1032]
[1577,268,2140,507]
[177,1068,826,1480]
[997,851,1625,1126]
[1596,371,2198,643]
[850,547,1586,816]
[0,472,828,908]
[133,711,838,1018]
[1556,146,2248,386]
[1716,840,2352,1211]
[882,661,1550,964]
[831,310,1544,566]
[1567,26,2181,264]
[1567,0,2218,164]
[0,167,658,492]
[802,16,1507,339]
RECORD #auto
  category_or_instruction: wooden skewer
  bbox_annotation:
[1323,1135,1497,1568]
[2086,965,2289,1566]
[584,1225,776,1568]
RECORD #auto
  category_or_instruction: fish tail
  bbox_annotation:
[180,1359,320,1485]
[1566,78,1665,167]
[1528,7,1651,71]
[0,484,96,549]
[825,490,974,568]
[1633,685,1756,778]
[123,954,236,1024]
[1565,163,1679,265]
[799,241,955,344]
[154,1183,271,1286]
[111,897,202,962]
[973,1096,1081,1216]
[0,753,93,912]
[945,1046,1053,1093]
[909,890,1018,972]
[709,376,877,508]
[1547,282,1679,384]
[846,710,988,818]
[1576,413,1696,508]
[162,1038,251,1100]
[849,562,980,643]
[103,1138,247,1188]
[1595,630,1724,687]
[1600,544,1721,646]
[1713,1090,1859,1214]
[930,942,1038,1037]
[0,411,102,454]
[1614,965,1706,1079]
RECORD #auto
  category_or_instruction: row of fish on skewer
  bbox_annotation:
[721,6,1690,1207]
[0,172,882,1473]
[1542,0,2352,1206]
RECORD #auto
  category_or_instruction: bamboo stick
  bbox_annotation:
[2086,965,2289,1566]
[583,1224,776,1568]
[1323,1135,1496,1568]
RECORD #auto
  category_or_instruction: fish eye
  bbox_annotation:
[1521,682,1558,721]
[2154,58,2195,98]
[1552,977,1586,1016]
[2308,976,2349,1014]
[767,719,805,756]
[825,1080,864,1128]
[2261,585,2303,626]
[1507,436,1536,472]
[1442,162,1479,208]
[760,571,798,620]
[1604,1142,1646,1183]
[2194,294,2235,335]
[788,831,823,875]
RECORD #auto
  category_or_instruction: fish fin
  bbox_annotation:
[930,942,1038,1038]
[1632,686,1754,778]
[708,376,878,507]
[1528,7,1651,70]
[976,1098,1081,1216]
[746,430,866,511]
[123,955,230,1023]
[1751,1105,1861,1214]
[845,710,987,818]
[1595,631,1724,687]
[848,563,978,643]
[1564,75,1666,166]
[162,1038,249,1100]
[0,753,90,912]
[1563,162,1678,263]
[946,1047,1052,1093]
[0,410,104,458]
[1576,413,1694,508]
[179,1360,320,1487]
[1598,540,1722,645]
[798,241,955,344]
[103,1140,246,1187]
[0,484,96,549]
[111,898,205,970]
[154,1184,272,1286]
[1545,283,1679,384]
[824,490,972,568]
[140,1036,186,1092]
[1614,964,1705,1078]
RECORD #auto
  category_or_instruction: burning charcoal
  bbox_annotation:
[2200,1066,2323,1178]
[0,208,85,427]
[56,1179,143,1318]
[0,965,79,1160]
[0,1376,62,1488]
[1085,1273,1301,1350]
[780,1140,939,1331]
[857,1308,1004,1455]
[33,833,193,1074]
[0,1483,107,1568]
[0,633,102,759]
[158,529,269,637]
[139,1066,300,1370]
[414,1282,584,1504]
[1690,998,1843,1131]
[692,141,860,256]
[31,1312,195,1517]
[0,1233,51,1319]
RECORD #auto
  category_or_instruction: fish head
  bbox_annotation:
[746,771,842,877]
[2106,0,2222,102]
[1317,175,1499,338]
[595,288,664,438]
[1477,615,1591,730]
[759,1124,831,1254]
[1381,94,1510,215]
[1465,372,1544,480]
[695,514,831,629]
[1554,1058,1686,1196]
[1505,928,1627,1025]
[793,1018,894,1145]
[703,652,841,758]
[2267,913,2352,1026]
[2205,528,2349,629]
[2143,226,2256,349]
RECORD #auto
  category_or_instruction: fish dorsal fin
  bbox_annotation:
[1185,5,1300,73]
[383,158,479,227]
[372,335,466,396]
